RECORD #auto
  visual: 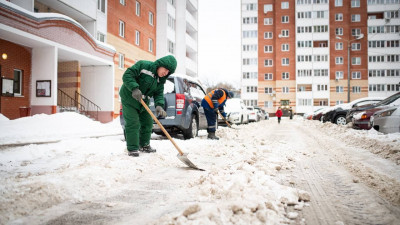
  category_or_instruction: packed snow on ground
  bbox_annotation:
[0,113,398,224]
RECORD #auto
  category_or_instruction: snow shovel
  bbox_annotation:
[140,99,204,171]
[217,110,232,128]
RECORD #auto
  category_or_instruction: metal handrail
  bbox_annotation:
[57,89,85,113]
[75,91,101,121]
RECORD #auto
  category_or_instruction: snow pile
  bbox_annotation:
[0,113,310,224]
[0,113,9,122]
[304,120,400,164]
[0,112,122,145]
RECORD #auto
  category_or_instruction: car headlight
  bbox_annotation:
[377,109,396,117]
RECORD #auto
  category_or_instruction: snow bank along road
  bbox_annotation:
[0,117,399,224]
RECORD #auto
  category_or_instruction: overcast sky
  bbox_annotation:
[198,0,241,89]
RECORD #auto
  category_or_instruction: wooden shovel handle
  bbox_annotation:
[217,110,232,128]
[140,99,184,155]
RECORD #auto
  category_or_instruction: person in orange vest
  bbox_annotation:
[201,88,234,140]
[276,107,283,124]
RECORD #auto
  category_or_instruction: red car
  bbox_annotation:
[352,107,386,130]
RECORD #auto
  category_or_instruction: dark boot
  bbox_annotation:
[139,145,156,153]
[207,132,219,140]
[128,150,139,157]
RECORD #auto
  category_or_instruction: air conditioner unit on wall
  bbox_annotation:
[385,18,390,23]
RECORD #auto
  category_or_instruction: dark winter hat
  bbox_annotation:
[227,91,234,98]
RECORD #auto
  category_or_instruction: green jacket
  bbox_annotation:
[120,55,177,109]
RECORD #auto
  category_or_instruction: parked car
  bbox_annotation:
[218,98,249,125]
[351,92,400,130]
[346,92,400,124]
[315,106,337,121]
[304,108,323,120]
[247,106,260,122]
[120,74,208,139]
[254,107,265,121]
[322,97,384,125]
[371,105,400,134]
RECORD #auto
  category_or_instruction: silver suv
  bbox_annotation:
[120,74,208,139]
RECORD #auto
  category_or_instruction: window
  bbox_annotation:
[264,87,273,93]
[336,57,343,64]
[352,57,361,65]
[369,84,386,92]
[168,40,175,54]
[243,58,257,65]
[264,73,273,80]
[246,86,258,93]
[282,44,289,51]
[282,72,289,79]
[168,15,175,30]
[352,28,361,36]
[336,86,344,93]
[336,71,344,79]
[336,42,343,50]
[264,18,273,25]
[336,28,343,35]
[264,32,273,39]
[314,69,328,76]
[148,38,153,52]
[352,86,361,93]
[282,87,289,93]
[352,71,361,79]
[243,72,258,79]
[168,0,174,6]
[335,13,343,21]
[351,0,360,7]
[281,30,289,37]
[281,2,289,9]
[317,84,328,91]
[298,99,312,106]
[135,30,140,45]
[264,59,273,67]
[98,0,105,13]
[264,45,273,53]
[149,12,154,26]
[320,100,328,106]
[136,1,141,16]
[13,69,22,96]
[335,0,343,6]
[264,4,273,13]
[245,3,257,11]
[336,100,344,105]
[119,20,125,37]
[264,101,273,108]
[282,58,289,66]
[120,0,125,5]
[118,53,124,69]
[97,32,105,42]
[351,14,361,22]
[352,43,361,51]
[282,16,289,23]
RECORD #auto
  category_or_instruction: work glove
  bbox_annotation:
[131,88,142,101]
[213,108,219,113]
[156,106,167,118]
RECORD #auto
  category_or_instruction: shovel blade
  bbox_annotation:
[177,153,204,171]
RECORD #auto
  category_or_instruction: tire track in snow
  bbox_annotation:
[268,119,400,225]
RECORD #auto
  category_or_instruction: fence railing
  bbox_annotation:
[57,89,85,113]
[75,91,101,121]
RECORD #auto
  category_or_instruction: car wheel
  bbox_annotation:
[335,116,347,125]
[240,116,243,124]
[183,115,198,139]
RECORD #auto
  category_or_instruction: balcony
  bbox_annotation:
[186,10,197,32]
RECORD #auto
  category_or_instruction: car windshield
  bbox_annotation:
[376,93,400,106]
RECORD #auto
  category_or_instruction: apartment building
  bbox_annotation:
[107,0,157,116]
[0,0,115,122]
[241,0,400,115]
[156,0,198,77]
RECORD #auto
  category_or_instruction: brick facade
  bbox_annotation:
[0,39,31,119]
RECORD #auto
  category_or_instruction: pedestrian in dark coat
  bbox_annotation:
[119,55,177,157]
[201,88,234,140]
[276,107,283,124]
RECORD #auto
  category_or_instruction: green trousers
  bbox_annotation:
[122,100,153,151]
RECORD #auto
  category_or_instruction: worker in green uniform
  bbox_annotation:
[119,55,177,157]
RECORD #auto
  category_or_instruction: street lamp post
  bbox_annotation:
[336,34,364,103]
